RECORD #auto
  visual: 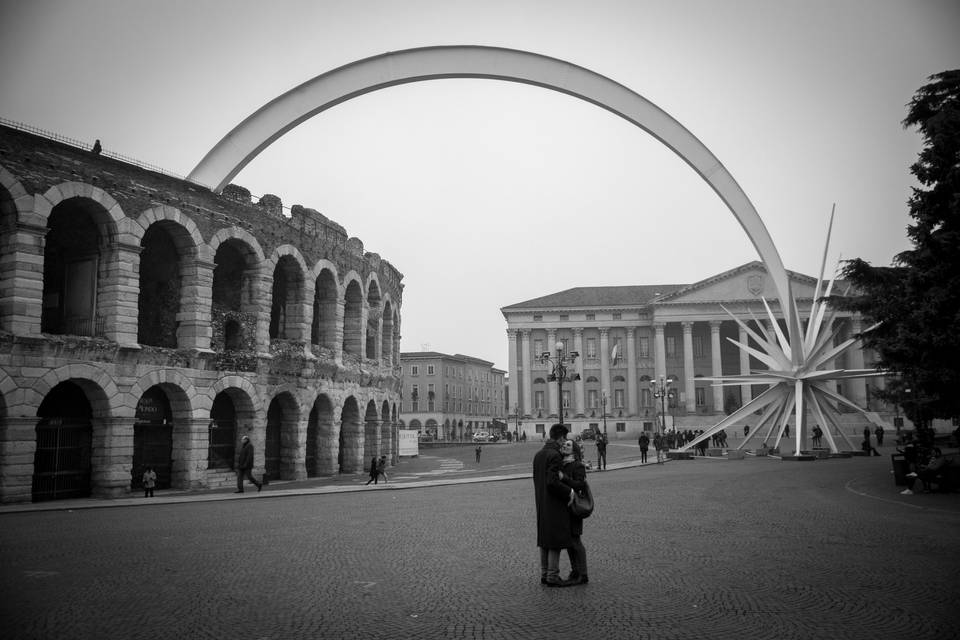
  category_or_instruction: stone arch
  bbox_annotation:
[188,45,793,323]
[0,164,38,335]
[307,392,337,477]
[209,229,266,353]
[365,277,382,361]
[0,368,13,418]
[265,245,309,342]
[362,398,381,467]
[264,389,302,481]
[381,299,394,366]
[341,274,364,359]
[29,364,119,418]
[129,369,199,418]
[134,209,205,348]
[338,395,362,473]
[207,378,259,473]
[310,260,340,351]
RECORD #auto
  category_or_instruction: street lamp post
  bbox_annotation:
[650,376,673,441]
[601,389,608,435]
[538,342,581,428]
[513,403,522,442]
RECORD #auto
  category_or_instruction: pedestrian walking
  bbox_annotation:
[560,439,589,585]
[365,455,379,485]
[596,433,607,470]
[533,423,575,588]
[235,435,262,493]
[638,432,649,464]
[653,432,664,463]
[376,455,389,483]
[476,444,482,463]
[875,425,885,446]
[142,466,157,498]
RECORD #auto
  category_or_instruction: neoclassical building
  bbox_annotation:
[399,352,506,441]
[0,123,402,503]
[502,263,889,440]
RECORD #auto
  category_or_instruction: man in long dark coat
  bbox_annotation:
[533,423,575,587]
[236,435,262,493]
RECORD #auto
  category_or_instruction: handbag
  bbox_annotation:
[570,482,594,519]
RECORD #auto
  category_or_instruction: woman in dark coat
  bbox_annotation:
[560,439,589,585]
[533,423,575,586]
[365,456,379,485]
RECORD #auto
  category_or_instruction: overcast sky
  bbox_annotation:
[1,0,957,370]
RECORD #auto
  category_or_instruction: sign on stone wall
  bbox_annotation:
[398,430,420,457]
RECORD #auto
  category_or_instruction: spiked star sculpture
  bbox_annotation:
[682,212,886,456]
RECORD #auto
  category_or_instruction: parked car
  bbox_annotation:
[579,428,596,441]
[473,431,491,442]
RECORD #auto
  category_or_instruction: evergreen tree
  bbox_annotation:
[836,70,960,426]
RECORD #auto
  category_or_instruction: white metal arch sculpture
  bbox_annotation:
[188,45,796,323]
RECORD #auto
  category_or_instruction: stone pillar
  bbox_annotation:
[359,303,370,359]
[507,329,519,415]
[282,415,307,481]
[0,416,39,503]
[172,418,211,490]
[0,220,46,336]
[626,327,638,415]
[739,323,752,404]
[339,413,364,474]
[333,298,346,364]
[711,321,724,412]
[847,316,868,408]
[100,242,141,346]
[573,328,585,417]
[654,323,667,382]
[363,417,381,469]
[599,327,611,400]
[254,269,274,355]
[317,418,340,476]
[682,322,695,412]
[176,258,214,351]
[521,330,533,417]
[90,416,135,498]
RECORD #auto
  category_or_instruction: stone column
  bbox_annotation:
[573,328,585,417]
[682,322,695,412]
[507,329,519,416]
[739,323,752,404]
[338,412,364,474]
[599,327,611,400]
[359,303,370,359]
[90,415,135,498]
[254,269,274,355]
[626,327,638,415]
[546,329,558,417]
[847,316,868,408]
[711,321,724,412]
[318,418,340,476]
[333,298,346,363]
[100,242,141,346]
[172,418,212,490]
[0,416,39,503]
[282,415,307,481]
[521,330,533,417]
[0,220,46,336]
[176,257,214,351]
[654,323,667,382]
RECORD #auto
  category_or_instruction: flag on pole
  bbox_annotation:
[611,343,619,364]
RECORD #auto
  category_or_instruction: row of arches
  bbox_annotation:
[3,367,397,502]
[0,168,401,365]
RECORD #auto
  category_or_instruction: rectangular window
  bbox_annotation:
[693,336,704,358]
[666,336,677,357]
[641,388,652,408]
[616,422,626,433]
[533,314,543,322]
[614,389,624,408]
[560,314,568,322]
[638,336,650,358]
[411,365,419,376]
[588,389,598,408]
[562,390,571,408]
[696,387,706,406]
[586,313,595,321]
[535,391,545,410]
[536,424,545,434]
[534,339,544,356]
[613,312,622,320]
[612,337,623,361]
[427,364,435,375]
[586,338,597,358]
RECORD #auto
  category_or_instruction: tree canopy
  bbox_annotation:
[836,70,960,425]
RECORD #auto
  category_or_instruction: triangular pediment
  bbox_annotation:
[657,262,823,305]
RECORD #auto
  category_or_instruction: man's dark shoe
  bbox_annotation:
[541,577,547,585]
[234,490,243,493]
[257,483,262,492]
[544,577,573,588]
[567,574,589,585]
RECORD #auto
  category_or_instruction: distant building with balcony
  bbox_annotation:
[399,352,506,440]
[502,263,891,440]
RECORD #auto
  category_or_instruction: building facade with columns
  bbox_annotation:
[0,123,402,503]
[399,352,506,441]
[502,262,886,440]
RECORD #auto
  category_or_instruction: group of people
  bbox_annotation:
[533,423,591,587]
[898,430,951,494]
[365,455,389,485]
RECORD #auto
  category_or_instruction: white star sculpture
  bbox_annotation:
[682,213,886,456]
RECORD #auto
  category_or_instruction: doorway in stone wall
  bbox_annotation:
[132,385,173,490]
[33,382,93,502]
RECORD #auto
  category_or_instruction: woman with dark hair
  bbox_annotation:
[560,439,590,585]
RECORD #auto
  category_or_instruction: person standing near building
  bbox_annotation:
[476,444,482,463]
[596,433,607,471]
[533,423,575,587]
[875,425,885,446]
[235,435,262,493]
[560,439,589,585]
[653,432,664,463]
[142,466,157,498]
[638,432,649,464]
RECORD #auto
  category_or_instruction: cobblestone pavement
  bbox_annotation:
[2,449,959,639]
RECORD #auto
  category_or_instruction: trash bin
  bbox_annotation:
[891,453,908,486]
